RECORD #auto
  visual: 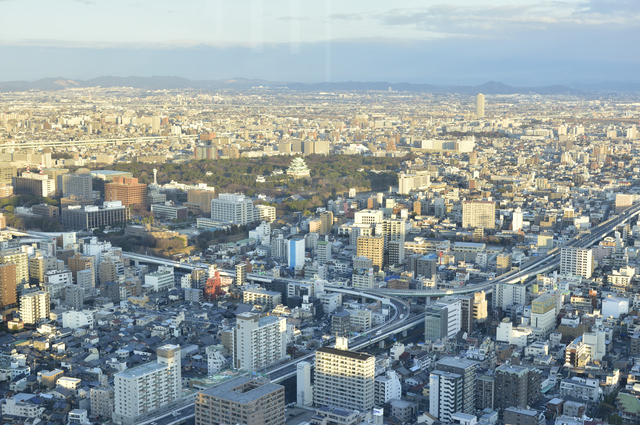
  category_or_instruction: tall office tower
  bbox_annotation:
[76,269,96,298]
[297,361,313,406]
[496,253,512,274]
[235,262,247,286]
[473,291,488,323]
[0,264,17,309]
[356,236,384,270]
[530,293,557,339]
[210,193,256,225]
[99,258,122,286]
[560,247,593,278]
[20,291,50,324]
[493,282,527,310]
[476,93,485,118]
[512,207,523,231]
[354,209,384,225]
[113,344,181,425]
[314,338,375,411]
[459,294,475,334]
[434,357,478,415]
[13,172,56,197]
[429,370,464,422]
[352,256,374,289]
[28,254,57,285]
[186,189,217,215]
[61,170,93,199]
[317,240,332,264]
[0,250,29,289]
[408,254,438,279]
[195,377,285,425]
[494,364,542,411]
[462,201,495,229]
[425,298,462,342]
[68,252,95,284]
[288,237,305,269]
[320,211,333,235]
[233,312,286,370]
[104,177,147,207]
[272,235,287,261]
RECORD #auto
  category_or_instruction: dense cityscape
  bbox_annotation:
[0,85,639,425]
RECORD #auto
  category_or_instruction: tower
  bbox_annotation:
[476,93,485,118]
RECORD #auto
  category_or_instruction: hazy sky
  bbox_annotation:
[0,0,638,84]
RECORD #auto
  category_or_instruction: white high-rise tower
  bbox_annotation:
[476,93,485,118]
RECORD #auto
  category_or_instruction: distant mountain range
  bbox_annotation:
[0,76,639,94]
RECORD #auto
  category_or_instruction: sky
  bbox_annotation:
[0,0,638,84]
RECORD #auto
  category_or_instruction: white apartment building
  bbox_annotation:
[143,266,174,292]
[347,309,372,331]
[374,371,402,406]
[113,344,181,425]
[560,247,593,278]
[62,309,95,329]
[233,312,287,371]
[255,204,276,223]
[206,346,228,375]
[1,394,46,418]
[493,282,527,310]
[429,370,464,422]
[314,339,375,412]
[242,289,282,310]
[352,256,374,289]
[354,209,384,225]
[210,193,256,225]
[559,377,602,402]
[20,291,50,324]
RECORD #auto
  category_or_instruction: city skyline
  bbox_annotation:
[0,0,638,84]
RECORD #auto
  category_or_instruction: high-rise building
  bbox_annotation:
[113,344,181,425]
[68,252,95,284]
[210,193,256,225]
[494,364,542,411]
[13,172,56,197]
[494,282,527,310]
[235,262,247,286]
[615,193,634,213]
[297,361,313,406]
[398,171,431,194]
[429,370,464,422]
[356,236,384,270]
[425,298,462,342]
[560,247,593,278]
[233,312,287,371]
[331,311,351,337]
[28,254,57,285]
[320,211,333,235]
[61,170,93,199]
[530,293,557,339]
[314,339,375,411]
[462,201,495,229]
[317,240,332,264]
[512,207,523,231]
[0,250,29,289]
[352,256,374,289]
[476,93,485,118]
[288,237,305,269]
[433,357,478,415]
[0,263,17,309]
[20,291,50,324]
[195,377,285,425]
[186,189,217,215]
[105,177,147,207]
[91,385,115,420]
[61,201,131,230]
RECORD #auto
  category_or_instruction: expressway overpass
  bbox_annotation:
[127,204,640,423]
[2,135,200,150]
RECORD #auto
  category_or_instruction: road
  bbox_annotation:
[125,202,640,424]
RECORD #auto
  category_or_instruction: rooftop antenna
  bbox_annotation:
[153,168,158,185]
[39,163,43,175]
